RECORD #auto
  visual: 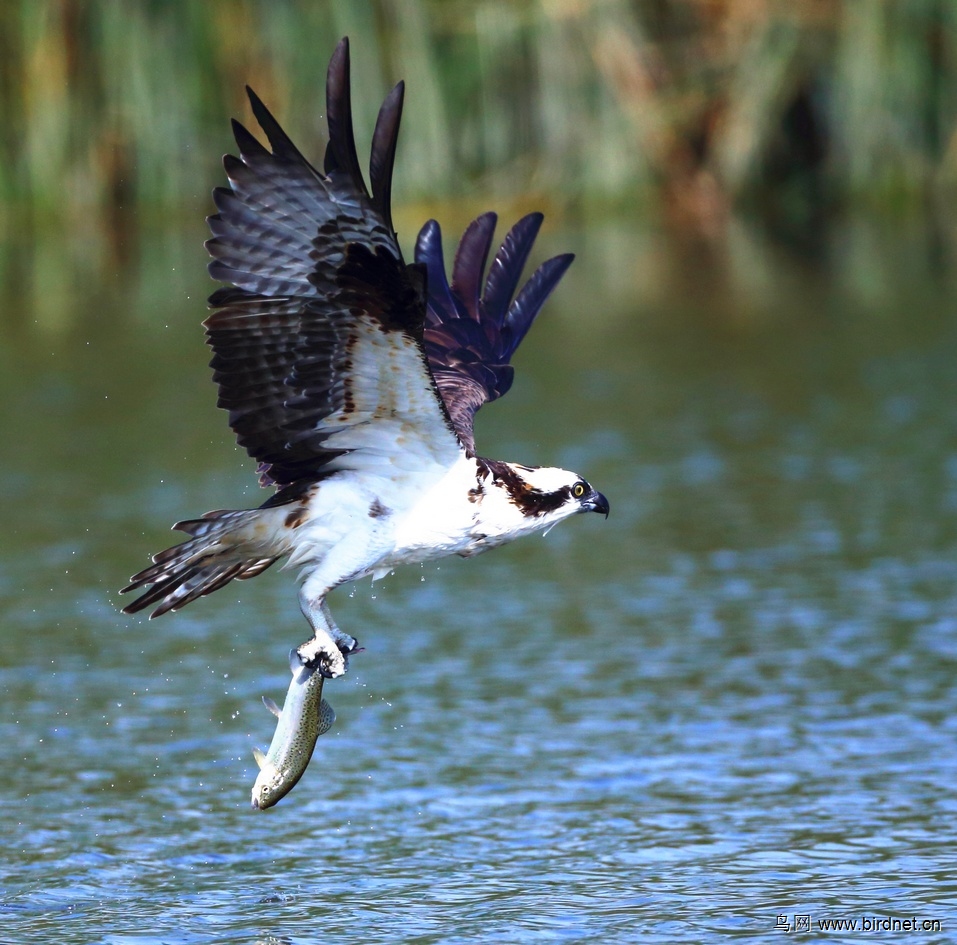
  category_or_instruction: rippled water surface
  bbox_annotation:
[2,219,956,943]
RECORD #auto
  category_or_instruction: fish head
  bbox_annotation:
[250,748,288,810]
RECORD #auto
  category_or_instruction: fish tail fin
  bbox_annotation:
[119,508,283,618]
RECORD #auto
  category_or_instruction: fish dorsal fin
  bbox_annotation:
[262,695,281,718]
[317,698,336,736]
[252,746,267,770]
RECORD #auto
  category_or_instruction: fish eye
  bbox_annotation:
[572,482,586,498]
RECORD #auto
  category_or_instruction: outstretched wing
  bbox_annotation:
[204,37,461,490]
[414,212,574,455]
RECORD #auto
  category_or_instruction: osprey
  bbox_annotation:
[121,38,608,677]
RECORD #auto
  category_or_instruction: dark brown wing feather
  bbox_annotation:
[121,39,576,620]
[415,212,574,455]
[204,37,457,487]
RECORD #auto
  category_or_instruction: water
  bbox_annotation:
[2,217,956,943]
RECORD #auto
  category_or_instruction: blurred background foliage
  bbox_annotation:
[1,0,956,331]
[5,0,957,218]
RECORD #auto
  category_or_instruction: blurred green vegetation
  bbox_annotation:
[2,0,957,336]
[3,0,956,220]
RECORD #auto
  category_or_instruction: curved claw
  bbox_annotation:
[296,639,347,678]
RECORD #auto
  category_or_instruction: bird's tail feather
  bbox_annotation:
[120,509,282,618]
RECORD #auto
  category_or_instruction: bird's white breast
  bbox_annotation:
[385,453,486,563]
[283,451,552,589]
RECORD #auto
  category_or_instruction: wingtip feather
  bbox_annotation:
[369,80,405,232]
[230,117,268,160]
[324,35,367,194]
[245,87,307,165]
[503,252,575,355]
[451,213,498,321]
[481,213,545,324]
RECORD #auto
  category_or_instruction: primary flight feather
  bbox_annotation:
[121,38,608,679]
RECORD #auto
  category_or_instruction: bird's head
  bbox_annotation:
[485,462,609,522]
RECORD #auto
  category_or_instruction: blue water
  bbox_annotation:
[2,218,955,943]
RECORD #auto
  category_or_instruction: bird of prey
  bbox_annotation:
[121,38,608,678]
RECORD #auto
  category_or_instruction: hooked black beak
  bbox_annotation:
[584,489,609,518]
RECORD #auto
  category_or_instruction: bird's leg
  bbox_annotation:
[319,600,359,654]
[297,594,358,678]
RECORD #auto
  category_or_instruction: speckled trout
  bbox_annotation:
[251,649,335,810]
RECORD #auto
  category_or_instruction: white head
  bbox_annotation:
[481,461,609,522]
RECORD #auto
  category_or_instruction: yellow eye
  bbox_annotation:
[572,482,586,498]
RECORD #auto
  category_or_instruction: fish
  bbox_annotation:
[251,649,335,810]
